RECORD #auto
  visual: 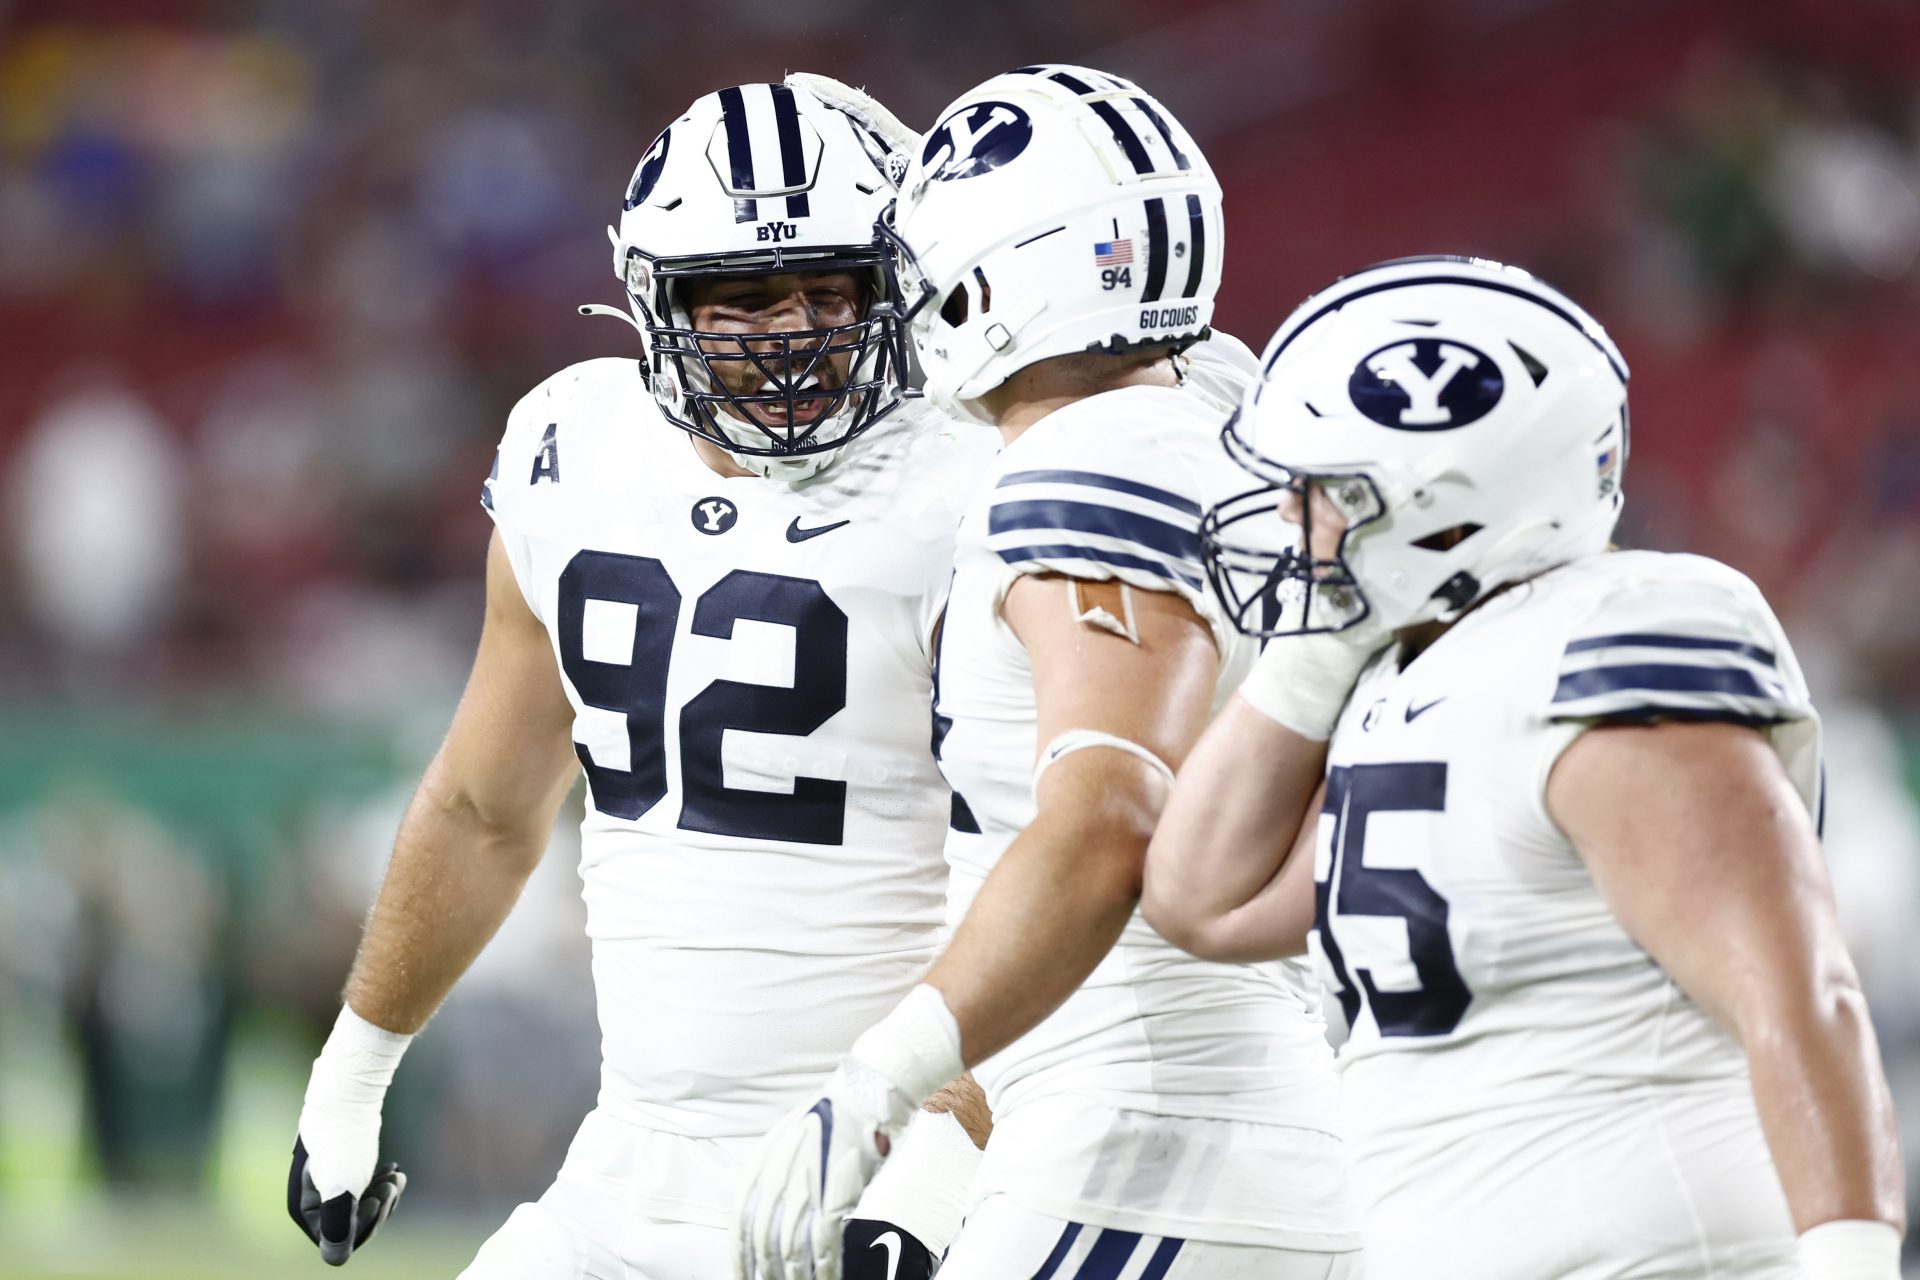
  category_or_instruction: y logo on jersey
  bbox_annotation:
[691,496,737,535]
[1350,338,1504,431]
[919,101,1032,181]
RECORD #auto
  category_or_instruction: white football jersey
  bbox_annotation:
[936,336,1362,1252]
[483,359,995,1219]
[1315,549,1815,1279]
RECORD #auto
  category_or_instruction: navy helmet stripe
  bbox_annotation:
[1089,99,1154,173]
[1264,271,1628,382]
[1030,1221,1084,1280]
[1048,69,1100,95]
[1182,194,1206,297]
[1140,197,1170,302]
[1552,662,1780,704]
[1564,631,1776,666]
[990,499,1201,562]
[996,468,1202,516]
[1073,1228,1143,1280]
[1133,97,1191,170]
[716,85,758,223]
[768,83,811,219]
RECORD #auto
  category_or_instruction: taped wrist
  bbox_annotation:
[309,1004,412,1103]
[298,1004,413,1199]
[852,1109,983,1256]
[1797,1220,1901,1280]
[849,985,966,1121]
[1235,633,1377,741]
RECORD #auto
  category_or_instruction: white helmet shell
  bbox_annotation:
[884,65,1223,425]
[1204,256,1631,637]
[603,81,909,480]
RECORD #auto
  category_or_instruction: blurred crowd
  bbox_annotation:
[2,0,1919,1252]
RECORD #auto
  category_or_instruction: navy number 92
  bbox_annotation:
[555,550,848,845]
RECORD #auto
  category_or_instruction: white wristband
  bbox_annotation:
[1235,632,1379,741]
[853,1109,983,1255]
[849,984,966,1114]
[1798,1219,1902,1280]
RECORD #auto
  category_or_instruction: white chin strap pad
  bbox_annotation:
[1032,729,1175,802]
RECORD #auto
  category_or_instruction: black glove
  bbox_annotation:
[287,1136,407,1266]
[844,1218,941,1280]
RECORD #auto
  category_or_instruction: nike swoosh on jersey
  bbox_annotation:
[786,516,851,542]
[871,1230,902,1280]
[1405,696,1447,722]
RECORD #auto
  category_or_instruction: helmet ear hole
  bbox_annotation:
[940,286,970,327]
[1411,522,1483,552]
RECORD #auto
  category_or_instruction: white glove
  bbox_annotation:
[733,985,964,1280]
[290,1004,412,1264]
[1797,1220,1901,1280]
[1236,623,1392,742]
[785,73,919,177]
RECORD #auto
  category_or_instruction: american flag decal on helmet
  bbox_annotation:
[1094,239,1134,266]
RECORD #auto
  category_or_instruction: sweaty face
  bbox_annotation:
[683,270,869,432]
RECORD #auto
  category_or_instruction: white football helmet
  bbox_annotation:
[584,79,911,479]
[1202,256,1631,637]
[880,64,1222,426]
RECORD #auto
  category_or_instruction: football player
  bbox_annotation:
[1143,256,1906,1279]
[287,77,996,1279]
[733,66,1362,1280]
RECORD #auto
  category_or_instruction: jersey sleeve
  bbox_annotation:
[1529,554,1824,834]
[984,409,1222,600]
[481,372,567,620]
[1545,562,1812,729]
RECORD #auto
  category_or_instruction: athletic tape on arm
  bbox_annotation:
[1033,729,1175,801]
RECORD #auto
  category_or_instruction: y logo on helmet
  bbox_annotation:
[1350,338,1504,431]
[920,102,1032,181]
[624,129,673,211]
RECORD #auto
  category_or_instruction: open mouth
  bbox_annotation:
[744,374,836,428]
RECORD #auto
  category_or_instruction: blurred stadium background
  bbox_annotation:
[2,0,1918,1274]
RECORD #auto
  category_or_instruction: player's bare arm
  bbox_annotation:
[1146,482,1384,962]
[342,529,580,1033]
[1144,714,1326,962]
[924,573,1219,1063]
[288,530,577,1264]
[1550,719,1906,1243]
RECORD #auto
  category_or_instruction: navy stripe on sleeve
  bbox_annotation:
[1564,631,1776,667]
[990,499,1200,562]
[995,469,1202,516]
[1552,662,1780,704]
